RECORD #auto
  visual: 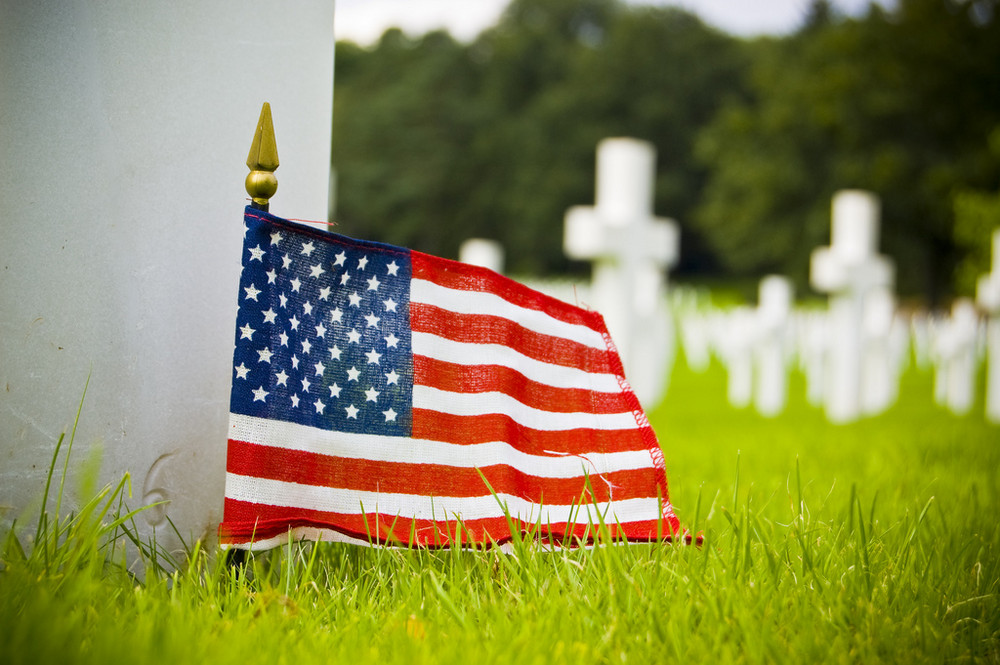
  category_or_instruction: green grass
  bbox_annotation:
[2,362,998,664]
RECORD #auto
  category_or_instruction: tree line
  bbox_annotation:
[331,0,1000,301]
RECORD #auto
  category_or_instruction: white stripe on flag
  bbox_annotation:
[411,332,623,393]
[229,413,654,478]
[224,472,662,524]
[411,278,608,351]
[412,385,638,431]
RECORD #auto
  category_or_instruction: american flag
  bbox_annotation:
[219,207,680,549]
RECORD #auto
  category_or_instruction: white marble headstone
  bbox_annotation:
[0,2,334,558]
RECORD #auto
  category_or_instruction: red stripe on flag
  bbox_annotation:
[410,304,612,372]
[226,439,662,504]
[413,356,632,415]
[411,409,652,454]
[411,251,608,333]
[220,497,676,547]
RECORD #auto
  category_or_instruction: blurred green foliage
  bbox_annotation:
[332,0,1000,301]
[952,127,1000,295]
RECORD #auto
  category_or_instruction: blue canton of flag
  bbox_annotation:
[231,212,413,436]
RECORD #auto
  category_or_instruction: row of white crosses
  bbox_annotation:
[689,277,794,416]
[702,190,990,422]
[459,136,998,422]
[679,191,901,422]
[675,190,904,421]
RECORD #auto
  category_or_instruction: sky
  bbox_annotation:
[333,0,896,44]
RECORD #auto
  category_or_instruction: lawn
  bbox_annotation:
[1,360,997,664]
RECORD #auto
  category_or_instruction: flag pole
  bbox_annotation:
[227,102,279,570]
[246,102,279,212]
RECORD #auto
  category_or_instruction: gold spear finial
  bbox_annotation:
[246,102,279,211]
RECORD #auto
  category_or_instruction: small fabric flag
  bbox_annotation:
[219,206,681,549]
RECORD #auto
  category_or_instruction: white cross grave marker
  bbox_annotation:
[716,307,755,410]
[753,275,794,417]
[976,228,1000,423]
[860,288,903,416]
[679,311,712,372]
[933,299,981,416]
[459,238,505,274]
[810,190,895,423]
[564,138,680,407]
[799,311,829,407]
